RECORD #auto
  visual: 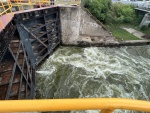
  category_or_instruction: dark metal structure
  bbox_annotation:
[15,7,60,67]
[0,7,61,100]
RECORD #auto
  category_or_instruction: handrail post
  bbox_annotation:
[0,20,4,29]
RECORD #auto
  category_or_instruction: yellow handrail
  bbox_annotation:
[0,20,4,29]
[0,98,150,113]
[0,0,14,30]
[0,0,81,30]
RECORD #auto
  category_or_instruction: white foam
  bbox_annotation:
[37,46,150,113]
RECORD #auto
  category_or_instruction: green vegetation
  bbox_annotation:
[83,0,111,23]
[107,25,140,41]
[134,25,150,35]
[83,0,135,24]
[83,0,150,40]
[106,3,136,24]
[140,27,150,35]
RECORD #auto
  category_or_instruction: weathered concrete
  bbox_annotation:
[60,6,81,45]
[140,13,150,27]
[123,27,145,39]
[60,6,117,45]
[72,40,150,47]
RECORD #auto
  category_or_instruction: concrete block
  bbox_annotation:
[60,6,116,45]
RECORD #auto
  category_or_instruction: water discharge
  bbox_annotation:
[36,46,150,113]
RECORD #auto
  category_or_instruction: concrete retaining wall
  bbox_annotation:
[140,13,150,27]
[60,6,117,45]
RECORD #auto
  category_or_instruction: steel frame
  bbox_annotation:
[0,7,61,100]
[0,22,16,64]
[0,31,35,99]
[15,7,61,66]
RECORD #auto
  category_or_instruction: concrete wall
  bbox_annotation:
[140,13,150,27]
[60,6,117,45]
[60,6,81,45]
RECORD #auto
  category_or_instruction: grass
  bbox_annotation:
[106,24,141,41]
[135,26,150,35]
[122,24,150,35]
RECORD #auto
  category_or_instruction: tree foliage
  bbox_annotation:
[83,0,112,23]
[108,3,136,24]
[83,1,136,24]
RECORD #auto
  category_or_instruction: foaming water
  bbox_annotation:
[36,46,150,113]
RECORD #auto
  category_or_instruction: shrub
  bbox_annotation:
[140,25,147,31]
[83,1,136,24]
[83,0,112,23]
[108,3,136,24]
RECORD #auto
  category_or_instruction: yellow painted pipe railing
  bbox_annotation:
[0,0,81,30]
[0,98,150,113]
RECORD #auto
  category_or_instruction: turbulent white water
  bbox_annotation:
[36,46,150,113]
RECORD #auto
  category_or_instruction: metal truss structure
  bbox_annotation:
[0,7,61,100]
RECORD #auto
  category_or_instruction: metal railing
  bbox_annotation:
[0,98,150,113]
[0,0,80,30]
[0,0,13,29]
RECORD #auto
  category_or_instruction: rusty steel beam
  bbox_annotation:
[0,7,61,100]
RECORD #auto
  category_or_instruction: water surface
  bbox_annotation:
[36,46,150,113]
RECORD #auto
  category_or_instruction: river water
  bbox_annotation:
[36,46,150,113]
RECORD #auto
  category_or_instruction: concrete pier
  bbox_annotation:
[60,6,117,45]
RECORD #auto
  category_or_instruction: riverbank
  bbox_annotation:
[106,24,150,40]
[106,25,141,41]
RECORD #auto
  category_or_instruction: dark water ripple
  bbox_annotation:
[37,46,150,113]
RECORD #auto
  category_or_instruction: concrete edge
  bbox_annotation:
[61,40,150,47]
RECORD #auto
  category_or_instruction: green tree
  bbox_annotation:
[107,3,136,24]
[83,1,136,24]
[83,0,112,23]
